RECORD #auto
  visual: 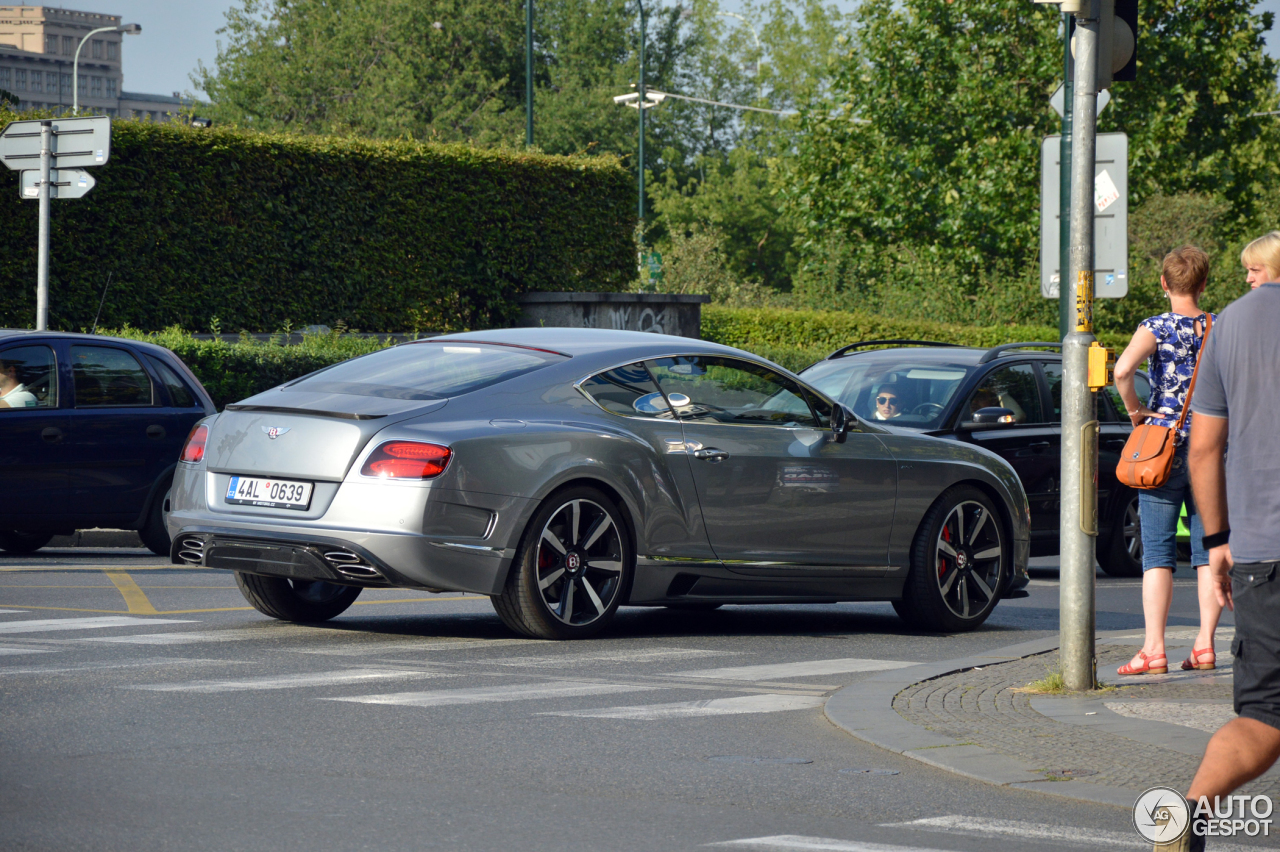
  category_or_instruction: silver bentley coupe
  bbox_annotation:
[168,328,1030,639]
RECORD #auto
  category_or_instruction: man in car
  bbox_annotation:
[873,384,904,420]
[0,358,37,409]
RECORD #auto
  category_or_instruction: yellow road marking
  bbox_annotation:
[0,604,130,613]
[104,572,159,615]
[0,595,487,615]
[0,566,192,573]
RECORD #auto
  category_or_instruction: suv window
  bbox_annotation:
[0,345,56,409]
[964,363,1043,424]
[1043,361,1063,421]
[646,356,818,428]
[71,345,154,407]
[579,363,668,418]
[1104,372,1151,422]
[145,355,198,407]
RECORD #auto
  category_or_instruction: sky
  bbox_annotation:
[54,0,1280,100]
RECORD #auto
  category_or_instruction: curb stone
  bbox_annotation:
[824,632,1161,809]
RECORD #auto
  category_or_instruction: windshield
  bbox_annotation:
[284,342,567,400]
[800,358,973,429]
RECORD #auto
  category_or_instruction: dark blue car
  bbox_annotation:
[0,331,215,554]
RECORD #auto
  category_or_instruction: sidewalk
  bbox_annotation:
[826,628,1280,809]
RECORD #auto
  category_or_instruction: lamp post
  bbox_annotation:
[525,0,534,146]
[73,22,140,115]
[716,11,763,100]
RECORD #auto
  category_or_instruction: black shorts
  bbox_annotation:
[1232,561,1280,731]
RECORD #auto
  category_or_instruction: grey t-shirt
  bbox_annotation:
[1191,283,1280,562]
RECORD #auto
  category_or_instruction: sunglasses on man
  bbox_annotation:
[876,396,899,406]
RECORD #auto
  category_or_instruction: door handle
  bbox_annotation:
[41,426,63,444]
[146,425,166,440]
[692,448,730,463]
[1104,439,1127,449]
[1027,441,1050,450]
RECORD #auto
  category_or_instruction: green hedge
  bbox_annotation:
[703,307,1131,372]
[0,109,635,333]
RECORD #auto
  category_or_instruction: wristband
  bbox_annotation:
[1202,529,1230,550]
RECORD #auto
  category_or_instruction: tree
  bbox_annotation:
[782,0,1280,315]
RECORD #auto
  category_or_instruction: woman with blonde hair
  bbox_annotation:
[1241,231,1280,290]
[1113,246,1221,676]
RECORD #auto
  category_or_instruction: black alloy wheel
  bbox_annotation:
[894,485,1007,632]
[0,530,55,554]
[493,487,632,640]
[234,572,362,622]
[1100,489,1143,577]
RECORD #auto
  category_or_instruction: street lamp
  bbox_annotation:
[716,11,763,100]
[73,22,141,115]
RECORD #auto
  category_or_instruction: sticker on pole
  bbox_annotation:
[1095,170,1121,213]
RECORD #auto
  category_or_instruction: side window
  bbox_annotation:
[0,345,57,409]
[646,356,818,428]
[578,363,668,418]
[964,363,1043,424]
[71,345,154,408]
[1042,362,1063,422]
[801,387,833,429]
[145,355,197,408]
[1103,371,1151,423]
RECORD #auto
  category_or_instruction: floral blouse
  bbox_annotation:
[1140,311,1214,439]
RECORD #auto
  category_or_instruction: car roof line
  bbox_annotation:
[976,342,1062,364]
[826,339,962,360]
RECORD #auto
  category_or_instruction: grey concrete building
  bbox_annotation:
[0,5,190,120]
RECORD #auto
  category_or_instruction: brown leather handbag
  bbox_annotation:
[1116,314,1212,490]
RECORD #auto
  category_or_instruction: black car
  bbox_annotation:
[800,340,1150,576]
[0,330,215,554]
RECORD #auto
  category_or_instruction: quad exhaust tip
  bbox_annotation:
[321,548,384,581]
[177,536,205,564]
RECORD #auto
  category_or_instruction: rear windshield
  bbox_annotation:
[284,342,567,400]
[801,358,974,429]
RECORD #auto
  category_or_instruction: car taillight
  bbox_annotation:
[361,441,451,479]
[180,424,208,464]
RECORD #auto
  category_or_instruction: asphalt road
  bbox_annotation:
[0,550,1229,852]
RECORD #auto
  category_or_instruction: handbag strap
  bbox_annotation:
[1174,312,1213,433]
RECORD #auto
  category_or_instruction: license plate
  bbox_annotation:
[225,475,313,510]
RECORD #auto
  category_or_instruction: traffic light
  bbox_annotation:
[1038,0,1138,89]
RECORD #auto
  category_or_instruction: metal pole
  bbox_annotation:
[525,0,534,146]
[1058,14,1073,342]
[1060,0,1101,693]
[36,120,51,331]
[637,1,646,230]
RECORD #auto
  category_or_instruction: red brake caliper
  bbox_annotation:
[939,523,951,578]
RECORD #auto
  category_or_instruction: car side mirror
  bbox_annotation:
[959,407,1017,430]
[830,403,855,442]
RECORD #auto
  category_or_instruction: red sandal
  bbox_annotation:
[1118,651,1168,675]
[1180,647,1216,671]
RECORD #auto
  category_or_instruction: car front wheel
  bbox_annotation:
[493,487,633,640]
[894,485,1007,632]
[234,573,362,622]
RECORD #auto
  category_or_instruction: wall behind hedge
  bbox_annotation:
[0,111,636,332]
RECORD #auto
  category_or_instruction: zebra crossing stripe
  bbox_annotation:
[0,616,198,635]
[675,658,915,682]
[327,681,662,708]
[0,644,58,656]
[292,637,554,656]
[0,658,240,676]
[493,648,736,668]
[129,668,454,693]
[543,693,825,720]
[708,837,947,852]
[878,816,1263,852]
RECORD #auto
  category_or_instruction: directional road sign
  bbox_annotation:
[20,167,96,200]
[1040,132,1128,299]
[0,115,111,171]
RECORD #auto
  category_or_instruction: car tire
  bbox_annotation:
[1099,489,1143,578]
[234,572,362,622]
[492,487,633,640]
[138,487,172,557]
[894,485,1007,633]
[0,530,55,554]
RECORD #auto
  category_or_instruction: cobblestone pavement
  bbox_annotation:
[892,643,1280,801]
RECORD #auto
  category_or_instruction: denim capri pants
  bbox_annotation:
[1139,442,1207,571]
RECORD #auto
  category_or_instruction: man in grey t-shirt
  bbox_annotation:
[1179,282,1280,848]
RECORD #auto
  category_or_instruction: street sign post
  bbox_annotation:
[20,167,97,200]
[1040,131,1128,300]
[0,115,111,330]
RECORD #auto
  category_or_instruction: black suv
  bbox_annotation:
[800,340,1149,576]
[0,330,215,554]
